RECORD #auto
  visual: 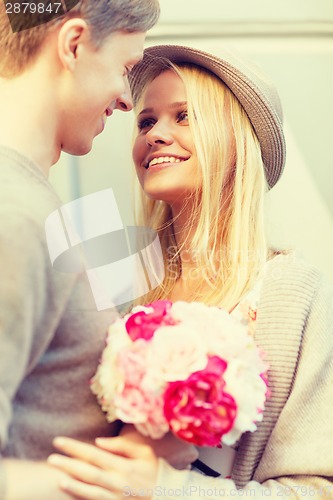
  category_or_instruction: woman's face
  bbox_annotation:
[132,70,200,206]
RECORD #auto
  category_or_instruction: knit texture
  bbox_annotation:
[155,253,333,499]
[0,146,119,498]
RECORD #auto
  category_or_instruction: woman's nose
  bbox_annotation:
[146,122,173,146]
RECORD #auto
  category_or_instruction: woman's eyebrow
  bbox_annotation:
[137,101,187,117]
[137,107,153,117]
[168,101,187,109]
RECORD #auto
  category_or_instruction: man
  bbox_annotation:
[0,1,159,498]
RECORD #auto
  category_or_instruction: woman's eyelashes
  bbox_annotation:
[137,116,156,130]
[137,109,189,131]
[177,110,189,123]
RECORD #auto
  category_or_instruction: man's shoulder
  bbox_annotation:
[0,146,61,225]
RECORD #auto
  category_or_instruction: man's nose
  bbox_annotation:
[114,78,133,112]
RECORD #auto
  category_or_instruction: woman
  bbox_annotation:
[48,45,333,499]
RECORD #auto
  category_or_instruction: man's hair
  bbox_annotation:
[0,0,160,77]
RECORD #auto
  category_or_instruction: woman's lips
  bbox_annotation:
[145,156,189,170]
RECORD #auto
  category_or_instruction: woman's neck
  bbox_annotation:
[171,206,199,280]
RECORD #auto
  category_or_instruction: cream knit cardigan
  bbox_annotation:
[153,253,333,499]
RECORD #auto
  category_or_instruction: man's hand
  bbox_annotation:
[3,459,73,499]
[48,435,158,500]
[120,424,199,470]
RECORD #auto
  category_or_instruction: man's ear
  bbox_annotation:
[57,18,90,72]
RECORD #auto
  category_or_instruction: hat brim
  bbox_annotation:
[129,44,286,189]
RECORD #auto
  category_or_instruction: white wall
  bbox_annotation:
[49,1,333,283]
[155,0,333,23]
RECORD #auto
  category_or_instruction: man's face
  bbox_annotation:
[59,30,145,156]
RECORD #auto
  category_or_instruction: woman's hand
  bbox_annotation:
[120,425,199,470]
[47,436,158,500]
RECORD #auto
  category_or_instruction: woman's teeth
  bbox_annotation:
[148,156,184,168]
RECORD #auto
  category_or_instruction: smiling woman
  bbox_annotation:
[131,53,265,310]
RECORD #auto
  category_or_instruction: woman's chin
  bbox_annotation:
[144,190,192,209]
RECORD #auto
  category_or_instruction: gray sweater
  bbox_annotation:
[0,146,118,497]
[154,253,333,498]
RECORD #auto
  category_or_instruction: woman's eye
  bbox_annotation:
[177,110,189,123]
[137,118,155,130]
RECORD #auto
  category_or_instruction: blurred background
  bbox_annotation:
[50,0,333,283]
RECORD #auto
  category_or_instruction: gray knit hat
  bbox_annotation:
[129,44,286,189]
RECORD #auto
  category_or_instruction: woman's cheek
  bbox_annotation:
[133,138,147,184]
[132,135,144,168]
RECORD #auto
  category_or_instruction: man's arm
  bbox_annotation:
[0,211,74,499]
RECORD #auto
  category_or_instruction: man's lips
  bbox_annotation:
[101,108,114,128]
[144,155,190,169]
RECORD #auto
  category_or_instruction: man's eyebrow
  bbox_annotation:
[137,101,187,117]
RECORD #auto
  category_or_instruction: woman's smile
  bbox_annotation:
[145,155,190,171]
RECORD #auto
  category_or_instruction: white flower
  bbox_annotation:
[91,319,132,421]
[124,305,154,318]
[222,358,267,445]
[147,324,208,383]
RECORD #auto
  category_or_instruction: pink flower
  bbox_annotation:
[163,356,237,447]
[114,386,149,423]
[114,339,169,435]
[117,339,149,387]
[115,385,169,438]
[125,300,175,341]
[135,396,170,439]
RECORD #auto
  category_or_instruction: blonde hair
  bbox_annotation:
[0,0,159,78]
[134,63,268,311]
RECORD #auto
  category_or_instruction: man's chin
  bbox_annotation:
[62,140,93,157]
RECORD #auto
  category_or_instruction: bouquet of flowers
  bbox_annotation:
[91,300,268,447]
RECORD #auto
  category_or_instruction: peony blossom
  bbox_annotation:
[125,300,175,341]
[147,325,208,383]
[163,356,237,447]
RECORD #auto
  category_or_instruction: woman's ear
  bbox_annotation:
[57,18,90,72]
